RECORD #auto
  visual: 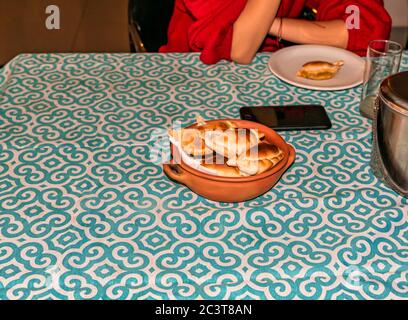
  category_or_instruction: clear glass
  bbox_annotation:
[360,40,403,119]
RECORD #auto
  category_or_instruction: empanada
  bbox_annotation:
[296,60,344,80]
[202,128,263,160]
[169,128,213,157]
[195,116,237,132]
[231,142,284,176]
[201,162,242,178]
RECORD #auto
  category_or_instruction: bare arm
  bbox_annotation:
[231,0,282,65]
[269,18,348,49]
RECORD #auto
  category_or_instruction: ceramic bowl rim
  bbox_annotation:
[171,119,292,183]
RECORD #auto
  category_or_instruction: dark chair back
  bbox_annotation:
[129,0,175,52]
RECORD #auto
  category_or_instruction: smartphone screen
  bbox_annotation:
[240,105,332,131]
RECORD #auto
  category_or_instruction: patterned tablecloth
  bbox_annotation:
[0,52,407,300]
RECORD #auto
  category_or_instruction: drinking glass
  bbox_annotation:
[360,40,402,119]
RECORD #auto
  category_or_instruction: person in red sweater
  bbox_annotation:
[160,0,392,64]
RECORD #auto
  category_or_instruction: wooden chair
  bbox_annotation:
[0,0,131,66]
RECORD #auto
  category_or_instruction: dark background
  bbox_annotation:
[129,0,175,52]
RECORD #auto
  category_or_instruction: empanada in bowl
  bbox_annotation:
[201,162,242,178]
[202,128,264,160]
[168,128,213,157]
[231,142,285,176]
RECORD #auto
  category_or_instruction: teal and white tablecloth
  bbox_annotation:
[0,52,407,300]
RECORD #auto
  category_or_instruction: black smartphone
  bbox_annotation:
[240,105,332,131]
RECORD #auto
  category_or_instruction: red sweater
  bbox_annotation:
[160,0,392,64]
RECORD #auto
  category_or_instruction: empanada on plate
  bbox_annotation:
[297,60,344,80]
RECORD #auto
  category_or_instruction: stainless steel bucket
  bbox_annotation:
[371,71,408,198]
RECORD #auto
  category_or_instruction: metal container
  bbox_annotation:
[371,71,408,197]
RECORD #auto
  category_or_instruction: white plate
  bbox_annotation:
[268,45,365,91]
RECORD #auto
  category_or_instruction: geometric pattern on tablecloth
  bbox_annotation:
[0,52,407,299]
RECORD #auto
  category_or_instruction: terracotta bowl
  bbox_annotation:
[163,119,296,202]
